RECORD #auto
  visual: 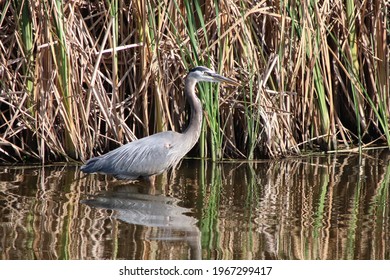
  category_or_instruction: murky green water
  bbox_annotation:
[1,150,389,260]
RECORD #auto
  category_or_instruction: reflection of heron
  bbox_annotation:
[82,187,202,259]
[81,66,239,185]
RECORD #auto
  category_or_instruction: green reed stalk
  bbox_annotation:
[313,60,331,148]
[183,0,201,62]
[311,2,331,150]
[346,0,362,149]
[202,1,224,161]
[109,0,121,139]
[211,3,226,161]
[52,0,76,158]
[17,0,34,110]
[52,0,69,105]
[201,83,223,161]
[244,65,261,160]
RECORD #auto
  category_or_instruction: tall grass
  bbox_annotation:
[0,0,389,162]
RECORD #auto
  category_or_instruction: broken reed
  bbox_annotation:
[0,0,389,163]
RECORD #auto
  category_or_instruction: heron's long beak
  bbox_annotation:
[210,72,240,86]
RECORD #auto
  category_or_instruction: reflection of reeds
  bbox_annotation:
[1,151,390,259]
[1,1,389,162]
[192,152,390,260]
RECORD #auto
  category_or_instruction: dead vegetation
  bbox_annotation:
[0,0,389,162]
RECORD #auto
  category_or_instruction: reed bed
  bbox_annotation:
[0,0,389,162]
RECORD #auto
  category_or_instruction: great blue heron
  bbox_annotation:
[81,66,239,186]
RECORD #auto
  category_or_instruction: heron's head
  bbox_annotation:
[187,66,239,86]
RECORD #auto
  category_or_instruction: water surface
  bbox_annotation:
[1,150,389,260]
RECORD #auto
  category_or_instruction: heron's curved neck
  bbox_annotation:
[183,77,203,144]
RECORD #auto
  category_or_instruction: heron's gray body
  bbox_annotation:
[81,131,195,180]
[80,66,238,184]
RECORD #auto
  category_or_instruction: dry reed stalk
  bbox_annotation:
[0,0,388,163]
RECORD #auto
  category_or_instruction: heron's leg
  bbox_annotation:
[144,175,156,195]
[147,175,156,188]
